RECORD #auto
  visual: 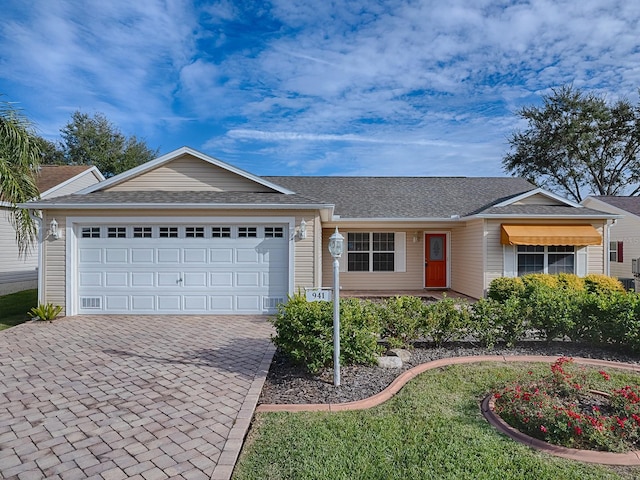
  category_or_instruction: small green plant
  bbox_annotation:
[28,303,63,321]
[487,277,525,302]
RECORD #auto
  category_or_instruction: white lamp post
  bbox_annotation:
[328,227,344,386]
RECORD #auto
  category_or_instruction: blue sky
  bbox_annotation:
[1,0,639,177]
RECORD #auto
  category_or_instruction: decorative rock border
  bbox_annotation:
[256,354,640,465]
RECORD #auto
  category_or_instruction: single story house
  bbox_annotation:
[22,147,617,316]
[582,196,640,290]
[1,165,104,295]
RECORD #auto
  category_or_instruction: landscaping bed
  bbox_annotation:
[259,341,640,405]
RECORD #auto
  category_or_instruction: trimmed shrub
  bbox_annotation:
[521,273,559,291]
[378,295,427,349]
[572,291,640,346]
[270,294,382,373]
[422,295,470,346]
[583,274,625,295]
[556,273,585,291]
[522,284,581,341]
[487,277,524,302]
[470,297,529,348]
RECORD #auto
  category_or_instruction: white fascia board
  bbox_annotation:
[19,202,334,210]
[77,146,295,195]
[332,217,464,223]
[40,166,105,198]
[494,188,582,208]
[473,213,622,220]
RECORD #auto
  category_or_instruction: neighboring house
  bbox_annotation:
[582,196,640,290]
[22,147,617,316]
[0,165,105,295]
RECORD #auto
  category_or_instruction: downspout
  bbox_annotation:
[29,210,44,305]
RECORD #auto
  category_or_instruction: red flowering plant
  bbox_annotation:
[492,357,640,452]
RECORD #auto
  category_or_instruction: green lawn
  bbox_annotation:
[0,289,37,331]
[234,363,640,480]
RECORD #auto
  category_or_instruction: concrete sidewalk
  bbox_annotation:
[0,315,275,480]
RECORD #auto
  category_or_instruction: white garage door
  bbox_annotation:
[76,223,289,314]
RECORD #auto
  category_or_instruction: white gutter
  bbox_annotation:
[18,202,335,210]
[473,214,622,220]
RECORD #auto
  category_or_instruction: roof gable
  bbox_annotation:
[583,196,640,218]
[493,188,582,208]
[81,147,293,195]
[37,165,104,196]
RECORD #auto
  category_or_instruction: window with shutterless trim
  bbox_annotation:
[264,226,284,238]
[133,227,152,238]
[107,227,126,238]
[238,227,257,238]
[516,245,575,275]
[185,226,205,238]
[159,227,179,238]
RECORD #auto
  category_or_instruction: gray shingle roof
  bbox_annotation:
[589,196,640,217]
[478,205,615,217]
[26,190,327,207]
[264,176,536,218]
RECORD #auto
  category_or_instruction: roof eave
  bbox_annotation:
[18,202,333,211]
[473,213,622,220]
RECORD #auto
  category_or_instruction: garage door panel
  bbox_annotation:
[131,272,154,287]
[236,249,259,263]
[80,248,102,263]
[210,272,233,287]
[184,295,207,311]
[210,248,233,264]
[183,272,207,287]
[105,248,128,264]
[263,269,287,286]
[158,248,180,263]
[79,272,102,287]
[158,272,181,286]
[132,296,155,310]
[158,296,181,311]
[236,296,260,311]
[132,248,154,263]
[236,272,260,287]
[184,248,207,263]
[105,296,128,310]
[105,272,128,287]
[211,296,233,312]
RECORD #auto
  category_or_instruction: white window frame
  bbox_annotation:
[339,231,406,273]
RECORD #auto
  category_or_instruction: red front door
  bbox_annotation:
[425,233,447,288]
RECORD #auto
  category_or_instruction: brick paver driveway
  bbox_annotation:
[0,315,275,480]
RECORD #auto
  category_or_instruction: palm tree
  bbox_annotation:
[0,100,41,254]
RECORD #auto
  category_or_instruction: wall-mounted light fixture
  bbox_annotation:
[413,231,421,243]
[298,218,307,240]
[49,218,62,239]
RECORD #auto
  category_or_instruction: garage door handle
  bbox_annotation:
[177,278,183,284]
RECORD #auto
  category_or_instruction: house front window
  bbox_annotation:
[610,241,623,263]
[517,245,575,276]
[347,232,395,272]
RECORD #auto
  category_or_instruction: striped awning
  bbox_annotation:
[500,224,601,246]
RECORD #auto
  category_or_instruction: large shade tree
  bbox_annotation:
[54,111,158,177]
[0,100,41,254]
[503,86,640,202]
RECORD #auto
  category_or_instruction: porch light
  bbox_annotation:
[328,227,344,258]
[298,218,307,240]
[49,218,62,240]
[328,227,344,386]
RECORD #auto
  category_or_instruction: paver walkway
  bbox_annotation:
[0,315,275,480]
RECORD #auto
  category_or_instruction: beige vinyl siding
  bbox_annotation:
[450,219,485,299]
[485,219,606,288]
[0,208,38,284]
[322,228,423,291]
[106,154,275,192]
[41,208,320,314]
[46,172,101,198]
[582,198,637,280]
[42,211,67,314]
[513,194,566,206]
